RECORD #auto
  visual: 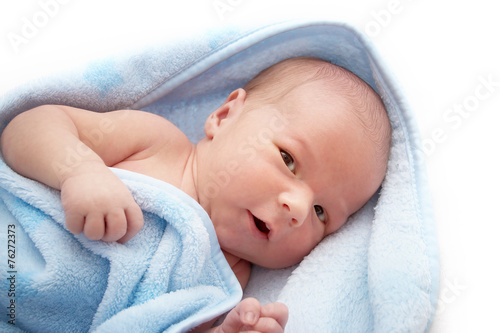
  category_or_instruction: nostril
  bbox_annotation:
[290,217,304,228]
[283,203,290,212]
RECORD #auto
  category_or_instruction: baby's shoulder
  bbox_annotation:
[129,110,192,150]
[110,111,194,183]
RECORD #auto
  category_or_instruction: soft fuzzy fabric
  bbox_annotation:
[0,161,241,332]
[0,20,439,332]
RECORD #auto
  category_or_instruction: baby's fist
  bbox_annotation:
[216,298,288,333]
[60,167,144,243]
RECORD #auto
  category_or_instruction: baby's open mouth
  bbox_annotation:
[253,215,271,235]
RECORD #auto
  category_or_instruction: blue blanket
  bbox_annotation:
[0,161,242,332]
[0,18,439,332]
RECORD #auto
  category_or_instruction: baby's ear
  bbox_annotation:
[204,88,246,139]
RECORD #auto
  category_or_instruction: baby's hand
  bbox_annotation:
[215,298,288,333]
[60,166,144,243]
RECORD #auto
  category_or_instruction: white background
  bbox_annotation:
[1,1,499,331]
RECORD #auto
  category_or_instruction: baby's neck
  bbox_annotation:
[178,144,200,205]
[188,139,212,216]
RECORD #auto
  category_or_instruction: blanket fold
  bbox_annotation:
[0,161,242,333]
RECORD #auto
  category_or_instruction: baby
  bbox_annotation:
[0,57,391,332]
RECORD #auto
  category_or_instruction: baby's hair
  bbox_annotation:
[243,57,391,170]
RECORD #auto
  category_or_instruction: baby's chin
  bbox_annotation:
[248,255,304,270]
[221,243,308,269]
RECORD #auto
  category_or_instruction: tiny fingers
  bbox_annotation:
[247,317,284,333]
[65,205,144,243]
[101,209,128,242]
[86,205,144,243]
[261,302,288,329]
[83,213,105,240]
[65,211,85,235]
[239,298,262,327]
[65,202,144,243]
[218,299,288,333]
[219,298,261,332]
[118,204,144,243]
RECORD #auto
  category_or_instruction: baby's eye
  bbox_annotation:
[314,205,326,223]
[280,150,296,173]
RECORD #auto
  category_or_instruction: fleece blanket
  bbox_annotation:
[0,20,439,332]
[0,161,242,332]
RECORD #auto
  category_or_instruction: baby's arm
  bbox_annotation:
[1,105,174,242]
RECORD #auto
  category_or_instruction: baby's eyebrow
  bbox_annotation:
[292,132,310,154]
[282,134,308,164]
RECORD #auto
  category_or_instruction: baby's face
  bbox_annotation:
[198,82,385,268]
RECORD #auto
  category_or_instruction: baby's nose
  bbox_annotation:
[278,185,312,228]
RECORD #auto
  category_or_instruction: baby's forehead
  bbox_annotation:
[278,77,389,149]
[277,81,357,122]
